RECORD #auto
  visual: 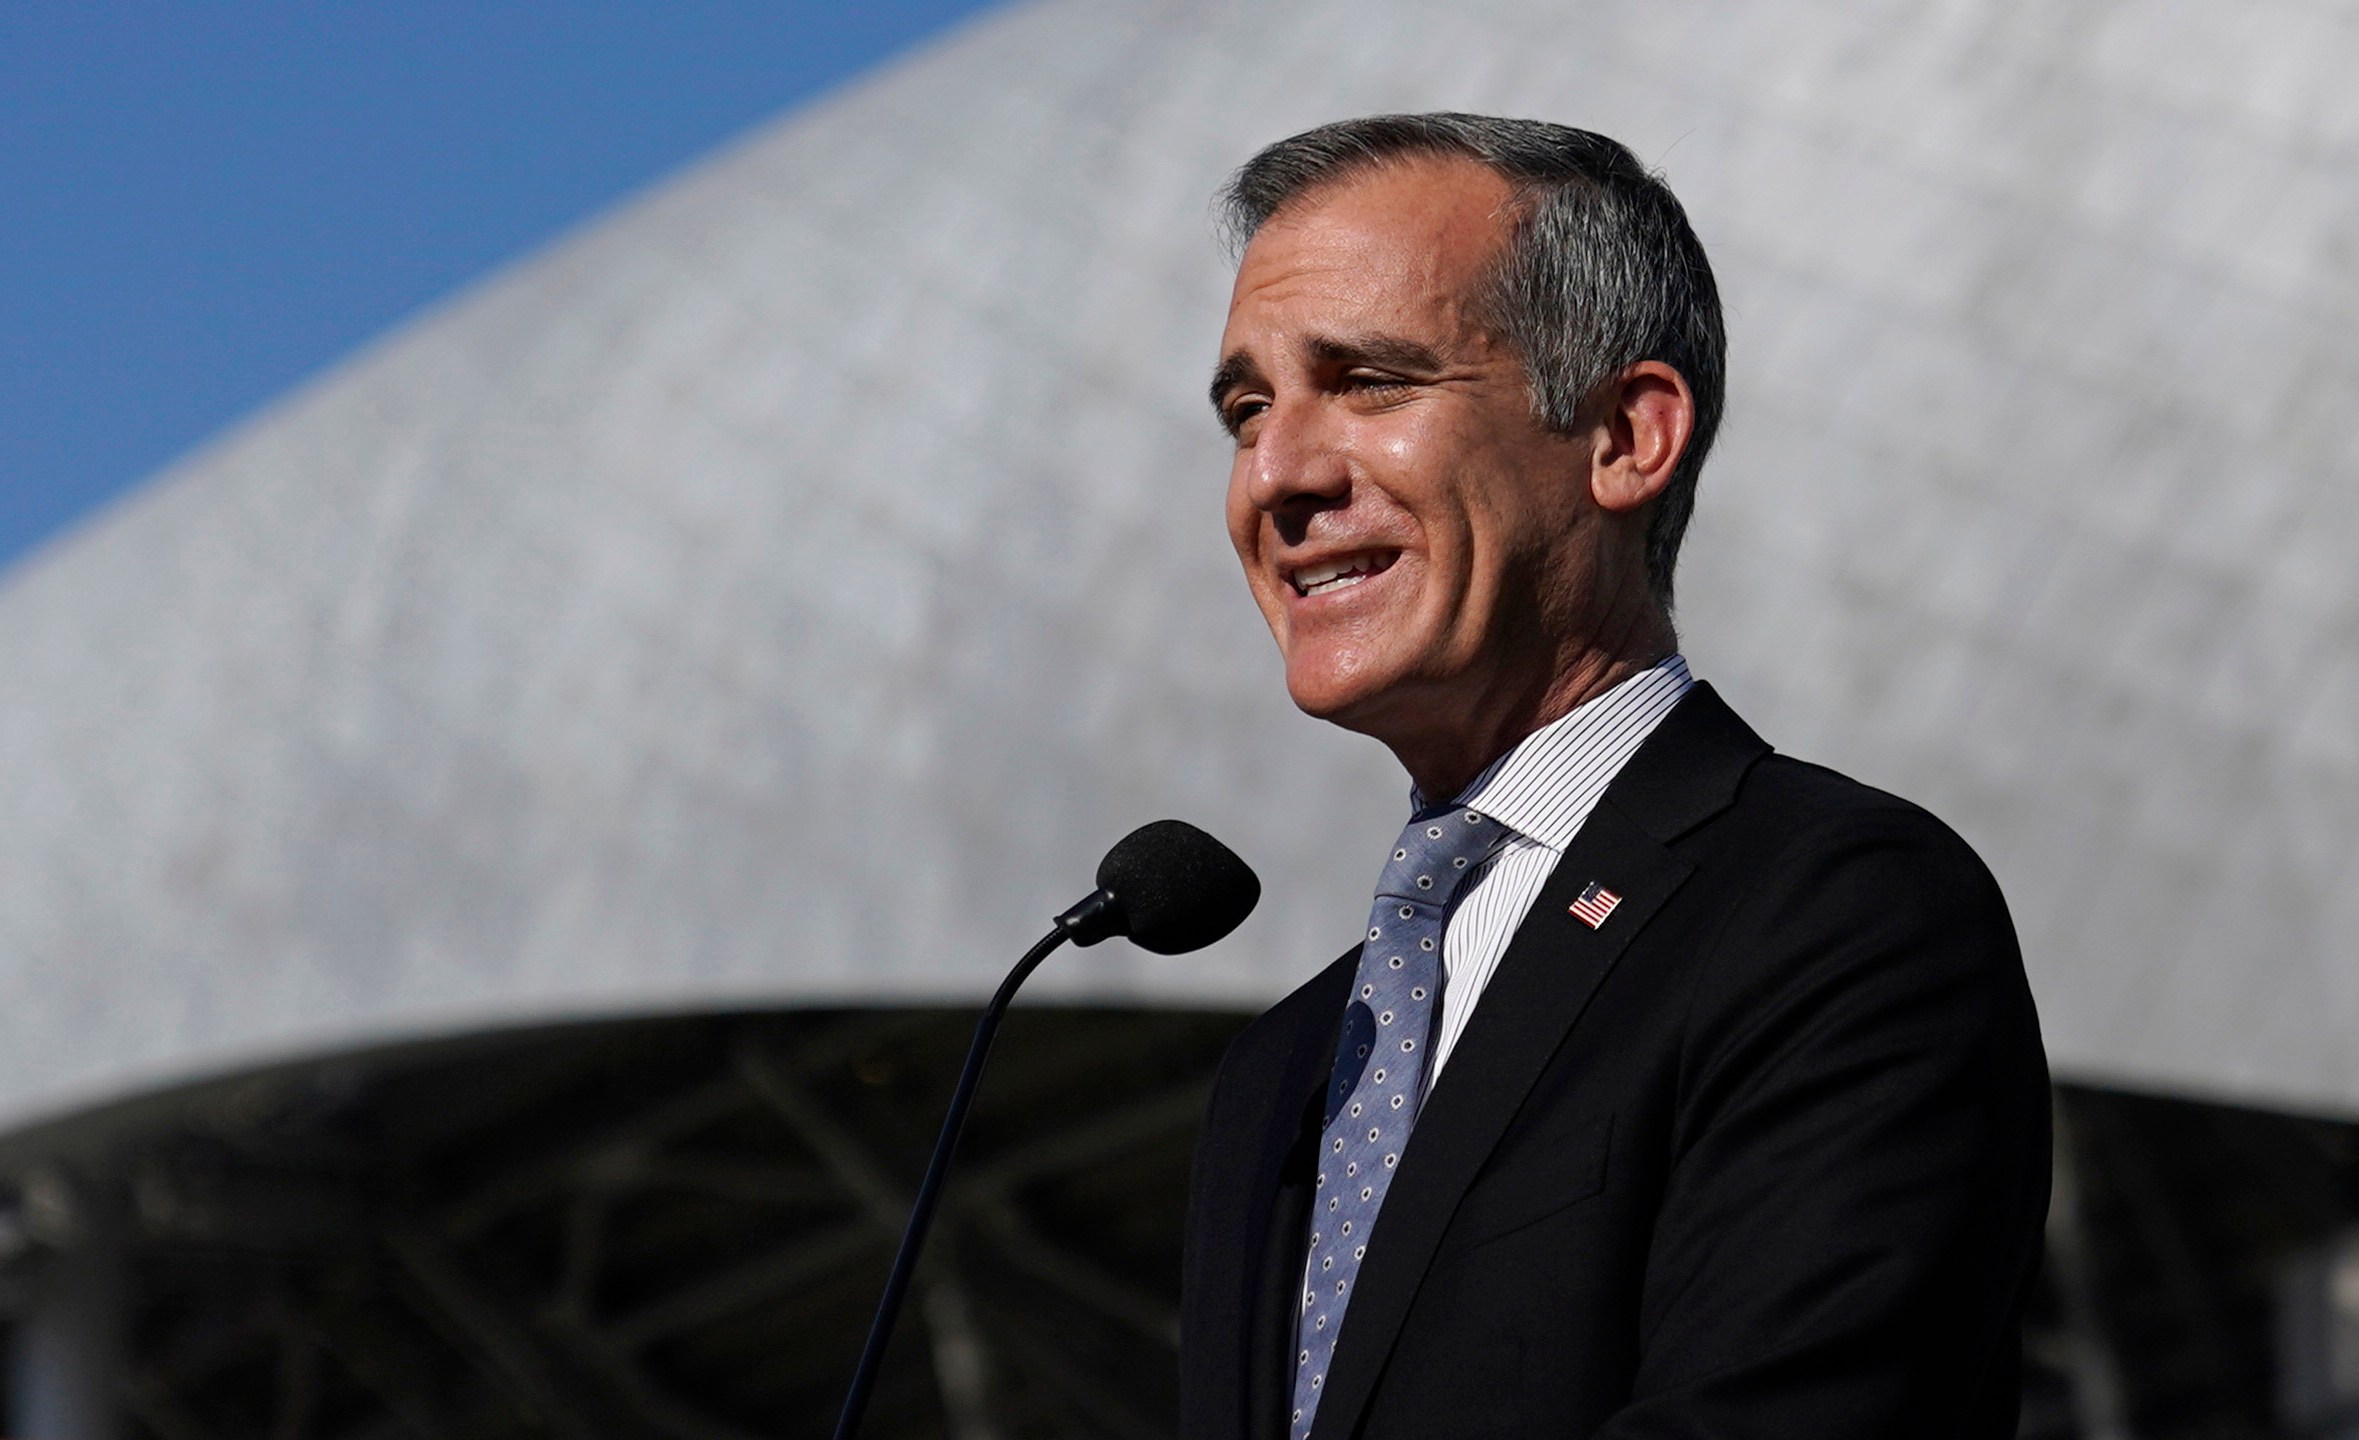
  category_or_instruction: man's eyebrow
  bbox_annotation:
[1306,334,1447,374]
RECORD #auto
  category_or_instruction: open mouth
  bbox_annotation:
[1285,551,1399,598]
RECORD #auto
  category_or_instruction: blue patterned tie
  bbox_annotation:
[1291,804,1508,1440]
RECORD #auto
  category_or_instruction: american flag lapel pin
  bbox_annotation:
[1569,880,1622,930]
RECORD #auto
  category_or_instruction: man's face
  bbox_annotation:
[1213,157,1602,757]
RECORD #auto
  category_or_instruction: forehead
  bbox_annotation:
[1224,155,1519,342]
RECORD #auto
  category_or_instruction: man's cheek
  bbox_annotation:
[1221,477,1254,554]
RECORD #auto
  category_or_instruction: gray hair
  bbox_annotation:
[1218,114,1725,608]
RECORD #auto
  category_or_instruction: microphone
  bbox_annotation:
[832,820,1260,1439]
[1053,818,1263,953]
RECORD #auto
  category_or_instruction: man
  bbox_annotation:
[1181,114,2049,1439]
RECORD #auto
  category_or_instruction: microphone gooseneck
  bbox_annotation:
[832,820,1259,1440]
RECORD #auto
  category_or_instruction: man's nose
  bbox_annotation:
[1240,398,1351,516]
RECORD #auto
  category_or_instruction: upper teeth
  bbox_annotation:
[1295,557,1378,595]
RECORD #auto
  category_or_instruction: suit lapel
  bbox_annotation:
[1217,952,1353,1431]
[1307,685,1768,1440]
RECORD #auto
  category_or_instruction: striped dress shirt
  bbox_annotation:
[1419,655,1695,1091]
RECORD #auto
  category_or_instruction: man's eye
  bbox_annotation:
[1344,371,1409,393]
[1225,399,1269,434]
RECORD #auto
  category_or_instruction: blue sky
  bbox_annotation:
[0,1,1006,575]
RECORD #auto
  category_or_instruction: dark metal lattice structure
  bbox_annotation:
[11,1022,2359,1438]
[0,1008,1251,1440]
[2024,1087,2359,1440]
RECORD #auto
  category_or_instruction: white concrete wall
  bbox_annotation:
[4,0,2356,1129]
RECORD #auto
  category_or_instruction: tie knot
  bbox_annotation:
[1376,807,1508,906]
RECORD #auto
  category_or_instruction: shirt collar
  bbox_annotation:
[1415,655,1696,854]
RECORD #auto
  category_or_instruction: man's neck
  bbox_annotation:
[1394,640,1676,801]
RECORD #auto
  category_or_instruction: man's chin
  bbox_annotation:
[1283,662,1400,733]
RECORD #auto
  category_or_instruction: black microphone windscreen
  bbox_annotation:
[1094,820,1261,955]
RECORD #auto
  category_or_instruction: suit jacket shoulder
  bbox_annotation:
[1182,685,2050,1440]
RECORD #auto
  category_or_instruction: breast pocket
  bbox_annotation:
[1443,1113,1615,1253]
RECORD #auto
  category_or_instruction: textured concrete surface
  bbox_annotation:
[3,0,2356,1129]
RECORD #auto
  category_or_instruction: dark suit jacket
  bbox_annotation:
[1180,685,2050,1439]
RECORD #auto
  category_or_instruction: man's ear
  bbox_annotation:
[1588,361,1695,515]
